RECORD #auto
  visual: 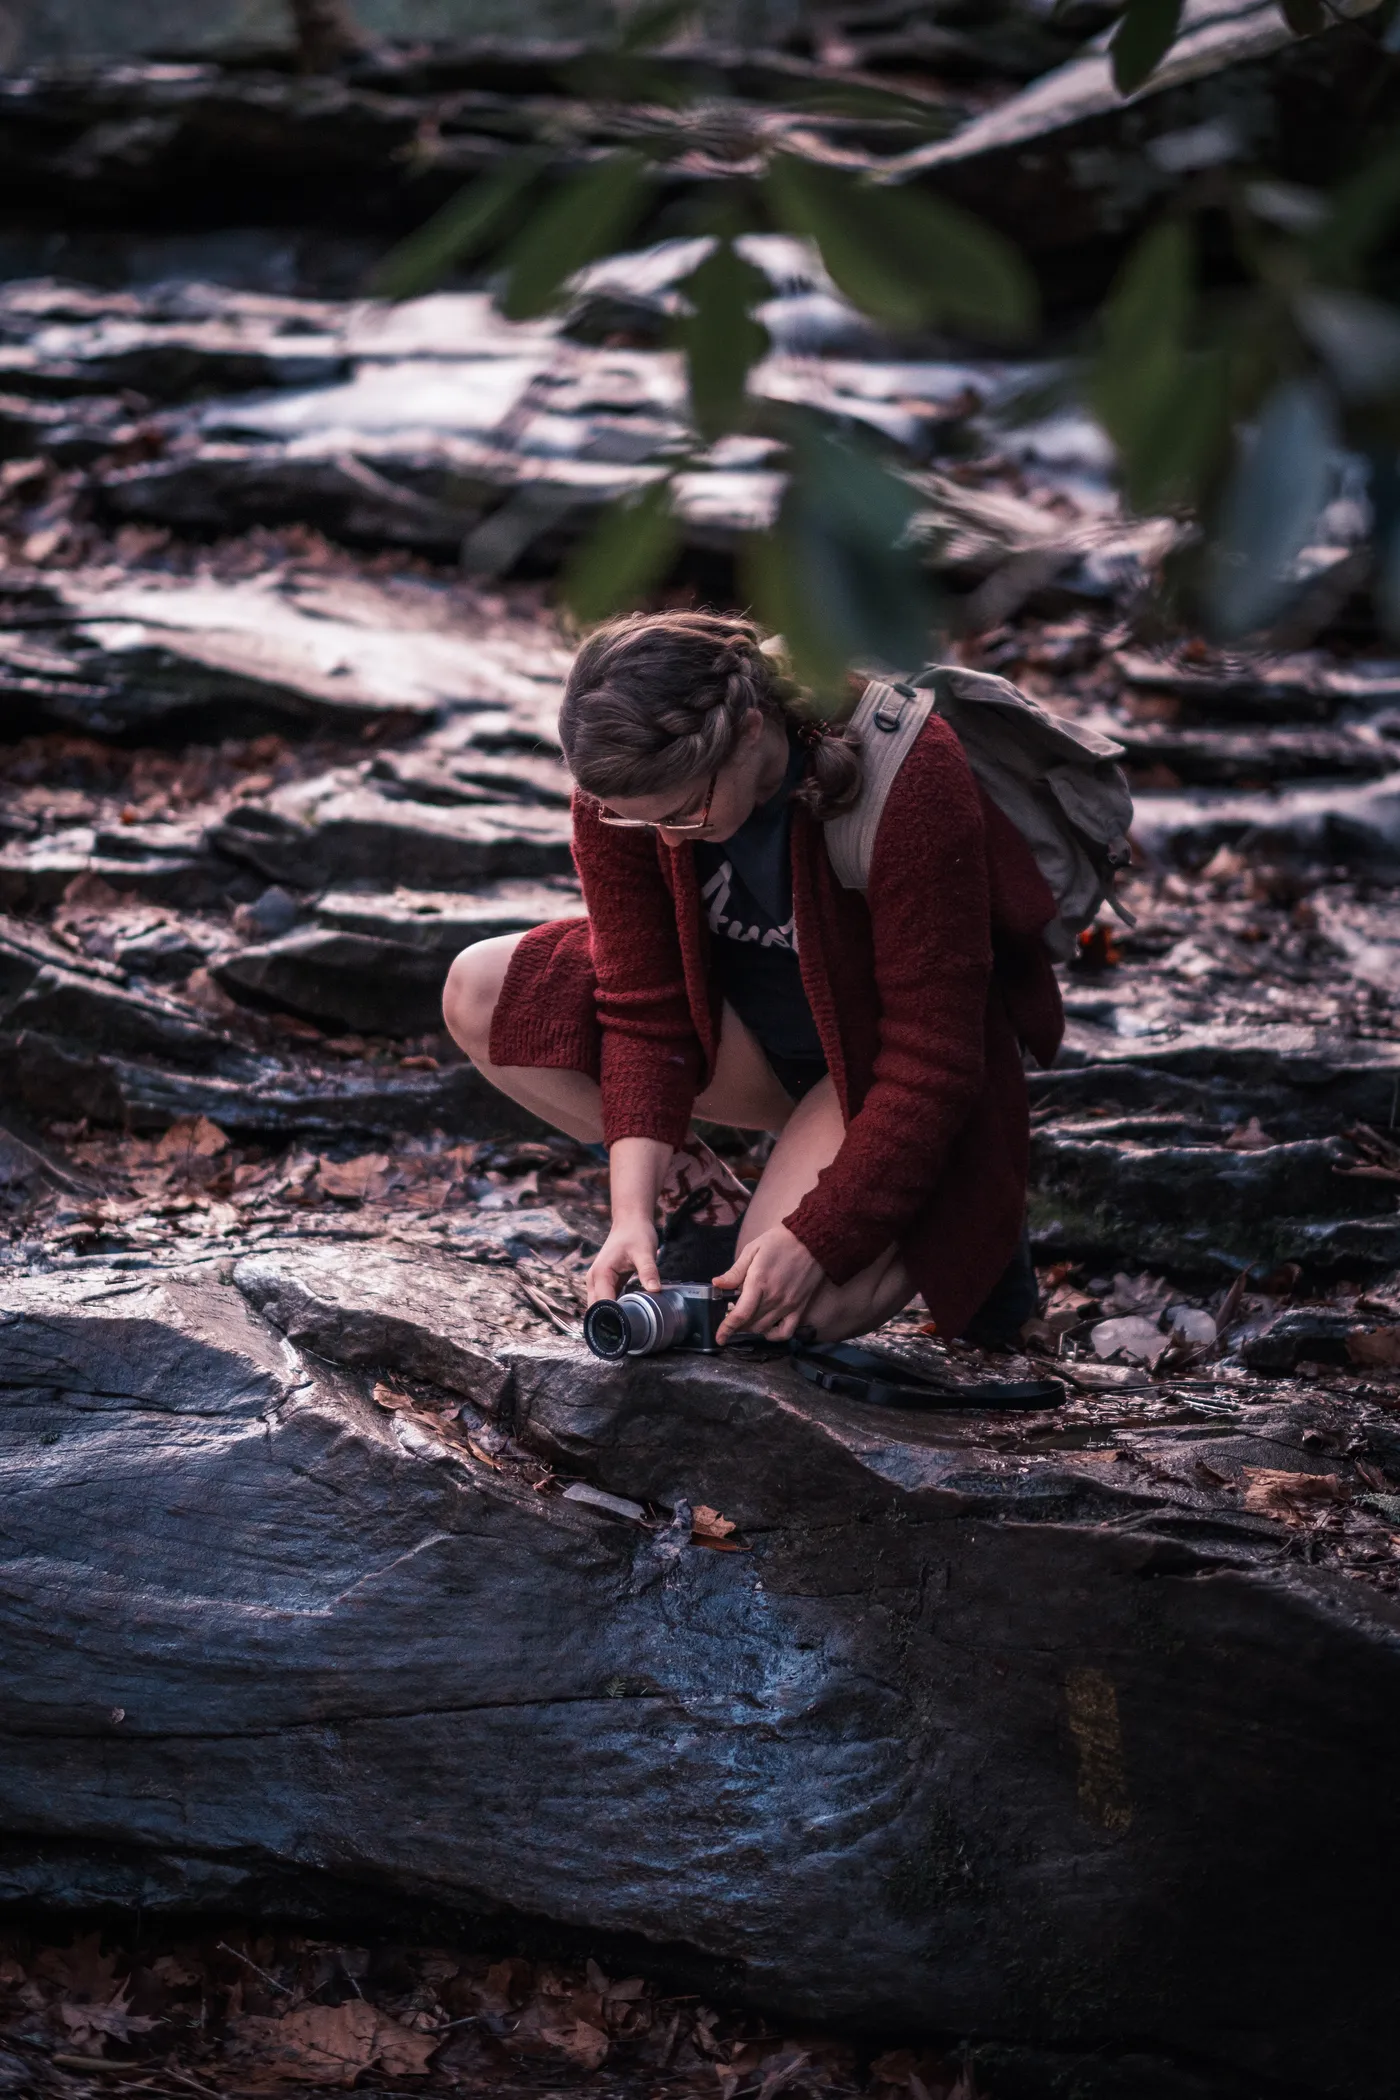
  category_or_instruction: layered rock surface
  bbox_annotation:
[1,1251,1397,2099]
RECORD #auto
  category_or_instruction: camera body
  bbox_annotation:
[583,1282,736,1360]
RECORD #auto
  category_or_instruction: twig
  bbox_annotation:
[514,1276,579,1336]
[50,2055,150,2076]
[162,2066,227,2100]
[215,1941,292,1995]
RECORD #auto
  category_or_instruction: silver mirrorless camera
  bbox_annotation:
[583,1282,736,1359]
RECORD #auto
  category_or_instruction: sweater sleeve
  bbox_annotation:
[784,721,993,1283]
[572,794,705,1149]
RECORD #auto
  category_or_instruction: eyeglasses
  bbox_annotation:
[596,768,718,833]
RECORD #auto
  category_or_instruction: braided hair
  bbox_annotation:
[558,611,862,820]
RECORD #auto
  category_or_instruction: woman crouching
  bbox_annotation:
[443,610,1063,1350]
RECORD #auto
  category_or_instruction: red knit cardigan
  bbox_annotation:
[489,713,1064,1335]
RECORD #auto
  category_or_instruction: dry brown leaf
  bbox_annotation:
[538,2017,610,2068]
[229,2000,435,2085]
[58,1987,156,2052]
[318,1153,391,1201]
[372,1382,416,1413]
[155,1116,229,1162]
[1348,1327,1400,1367]
[1243,1468,1347,1523]
[692,1505,737,1541]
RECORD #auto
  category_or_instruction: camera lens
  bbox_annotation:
[583,1300,633,1359]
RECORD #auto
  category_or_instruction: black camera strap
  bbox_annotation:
[785,1337,1062,1411]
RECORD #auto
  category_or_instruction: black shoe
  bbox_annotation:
[656,1186,742,1284]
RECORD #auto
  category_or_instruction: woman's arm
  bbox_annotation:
[572,795,706,1149]
[586,1136,672,1301]
[783,720,994,1284]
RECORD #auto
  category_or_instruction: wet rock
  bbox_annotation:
[1131,777,1400,874]
[1110,720,1398,788]
[1030,1023,1400,1278]
[9,570,569,738]
[1241,1308,1367,1372]
[208,773,575,890]
[216,884,581,1035]
[0,829,227,910]
[1,965,228,1069]
[0,1258,1396,2098]
[234,1240,520,1409]
[1030,1125,1398,1275]
[1114,649,1400,723]
[216,926,476,1035]
[0,1028,538,1139]
[892,0,1393,298]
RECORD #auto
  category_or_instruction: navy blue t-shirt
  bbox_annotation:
[692,733,826,1067]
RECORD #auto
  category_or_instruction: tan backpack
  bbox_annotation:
[823,667,1135,959]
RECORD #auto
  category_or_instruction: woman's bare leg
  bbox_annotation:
[737,1076,914,1342]
[442,934,798,1139]
[445,936,911,1338]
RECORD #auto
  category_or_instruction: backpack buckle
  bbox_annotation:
[872,684,911,734]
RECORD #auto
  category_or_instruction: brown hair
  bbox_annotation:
[558,610,861,821]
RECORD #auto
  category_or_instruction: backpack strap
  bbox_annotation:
[823,679,934,891]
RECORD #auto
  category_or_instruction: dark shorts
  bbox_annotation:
[765,1051,830,1104]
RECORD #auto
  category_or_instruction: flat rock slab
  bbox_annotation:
[0,1253,1397,2099]
[8,571,570,739]
[217,885,582,1035]
[209,772,574,890]
[890,1,1390,287]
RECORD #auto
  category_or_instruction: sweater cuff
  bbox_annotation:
[783,1194,884,1288]
[602,1098,696,1150]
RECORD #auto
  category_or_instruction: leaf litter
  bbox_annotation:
[0,1932,986,2099]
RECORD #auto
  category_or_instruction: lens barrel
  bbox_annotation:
[582,1299,635,1359]
[583,1289,690,1359]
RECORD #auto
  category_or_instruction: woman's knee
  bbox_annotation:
[442,934,520,1060]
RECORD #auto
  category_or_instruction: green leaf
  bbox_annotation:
[1091,219,1210,508]
[764,155,1035,340]
[500,152,650,321]
[1279,0,1327,31]
[563,479,681,625]
[1318,145,1400,277]
[786,81,954,138]
[1120,350,1229,514]
[677,239,770,442]
[744,416,932,702]
[1110,0,1184,95]
[370,156,542,301]
[617,0,697,52]
[1207,379,1336,638]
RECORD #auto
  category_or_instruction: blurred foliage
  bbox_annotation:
[376,0,1400,691]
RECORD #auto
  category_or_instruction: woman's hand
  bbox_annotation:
[587,1219,662,1303]
[586,1137,674,1303]
[713,1223,824,1344]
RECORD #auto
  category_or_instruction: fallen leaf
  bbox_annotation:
[1225,1117,1274,1151]
[318,1153,391,1201]
[1243,1468,1347,1523]
[373,1383,416,1413]
[59,1990,156,2049]
[155,1116,229,1162]
[1348,1327,1400,1367]
[1100,1272,1172,1319]
[1090,1314,1167,1368]
[538,2017,610,2069]
[228,2000,435,2086]
[691,1505,736,1541]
